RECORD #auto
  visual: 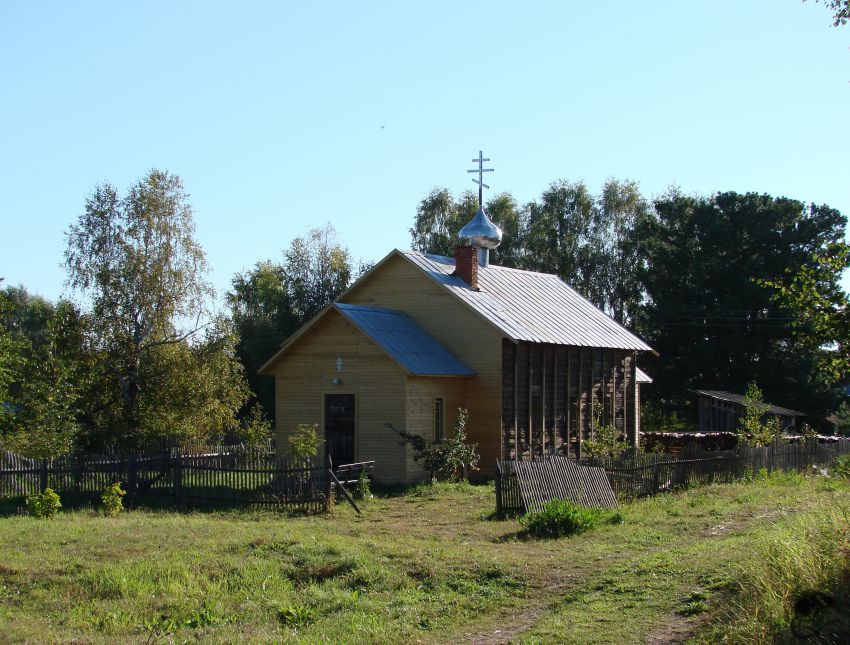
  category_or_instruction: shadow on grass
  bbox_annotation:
[0,488,324,518]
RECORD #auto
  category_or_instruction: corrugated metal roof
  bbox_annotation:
[400,251,653,352]
[695,390,805,417]
[635,367,653,384]
[335,304,474,376]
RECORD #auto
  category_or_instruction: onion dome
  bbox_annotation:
[459,207,503,250]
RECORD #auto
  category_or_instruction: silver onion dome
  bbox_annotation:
[459,207,503,250]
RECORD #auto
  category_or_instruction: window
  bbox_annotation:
[434,398,444,442]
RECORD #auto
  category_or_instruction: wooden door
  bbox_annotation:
[324,394,355,465]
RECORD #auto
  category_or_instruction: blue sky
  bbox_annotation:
[1,0,848,304]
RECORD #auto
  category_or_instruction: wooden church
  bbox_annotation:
[260,156,654,483]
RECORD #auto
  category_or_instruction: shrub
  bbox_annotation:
[737,382,782,447]
[353,469,372,501]
[288,424,320,458]
[520,499,606,539]
[25,487,61,518]
[831,454,850,479]
[583,402,625,459]
[388,408,480,481]
[101,482,126,516]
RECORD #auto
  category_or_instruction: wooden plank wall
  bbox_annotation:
[502,341,637,460]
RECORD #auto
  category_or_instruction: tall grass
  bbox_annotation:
[705,502,850,643]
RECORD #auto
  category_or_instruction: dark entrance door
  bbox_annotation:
[324,394,355,465]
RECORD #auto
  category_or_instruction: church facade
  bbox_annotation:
[259,241,654,483]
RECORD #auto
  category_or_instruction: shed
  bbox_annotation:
[695,390,805,434]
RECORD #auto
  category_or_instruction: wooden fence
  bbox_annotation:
[0,445,331,513]
[496,437,850,516]
[496,457,617,515]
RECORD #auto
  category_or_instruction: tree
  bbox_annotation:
[597,178,651,327]
[737,382,782,447]
[228,224,357,420]
[809,0,850,26]
[0,283,22,410]
[638,190,846,420]
[409,189,524,267]
[65,169,248,447]
[0,287,86,457]
[761,242,850,389]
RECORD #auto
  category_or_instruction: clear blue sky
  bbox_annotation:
[2,0,848,305]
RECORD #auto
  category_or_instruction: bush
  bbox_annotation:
[101,482,126,516]
[25,487,61,518]
[520,499,606,539]
[288,424,320,458]
[832,454,850,479]
[388,408,479,482]
[353,469,372,501]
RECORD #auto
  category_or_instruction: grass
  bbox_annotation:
[0,473,848,643]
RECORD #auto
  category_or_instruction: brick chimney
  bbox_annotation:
[454,245,479,290]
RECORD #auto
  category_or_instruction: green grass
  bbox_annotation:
[0,474,848,643]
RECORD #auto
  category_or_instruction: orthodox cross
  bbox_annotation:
[467,150,494,208]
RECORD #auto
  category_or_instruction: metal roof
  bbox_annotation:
[635,367,653,384]
[400,251,654,352]
[334,304,474,376]
[694,390,805,417]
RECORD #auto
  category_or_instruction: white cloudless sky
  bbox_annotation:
[1,0,848,304]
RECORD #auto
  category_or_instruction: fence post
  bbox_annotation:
[127,453,137,505]
[39,459,49,493]
[495,460,503,519]
[323,456,333,513]
[173,453,183,508]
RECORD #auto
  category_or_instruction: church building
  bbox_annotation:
[259,155,654,483]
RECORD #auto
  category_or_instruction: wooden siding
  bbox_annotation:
[270,310,409,483]
[343,254,505,477]
[502,341,637,459]
[405,377,466,480]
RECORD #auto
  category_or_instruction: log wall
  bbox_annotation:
[501,340,637,459]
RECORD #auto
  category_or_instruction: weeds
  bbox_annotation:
[519,499,612,539]
[25,488,61,518]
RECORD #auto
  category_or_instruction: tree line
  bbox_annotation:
[410,182,849,428]
[1,169,848,457]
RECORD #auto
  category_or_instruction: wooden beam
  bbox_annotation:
[552,346,558,451]
[577,349,584,460]
[541,345,547,454]
[526,343,534,457]
[566,348,572,458]
[513,342,518,460]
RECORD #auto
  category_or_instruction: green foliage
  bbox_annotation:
[63,170,249,448]
[520,499,607,539]
[832,401,850,436]
[389,409,479,481]
[831,454,850,479]
[737,382,782,447]
[809,0,850,27]
[101,482,126,516]
[761,243,850,389]
[25,487,61,518]
[288,424,320,458]
[0,290,83,457]
[639,191,846,420]
[353,469,372,501]
[239,403,273,447]
[278,604,315,629]
[582,402,625,459]
[409,180,647,326]
[228,224,360,421]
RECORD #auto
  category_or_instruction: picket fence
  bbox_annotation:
[0,444,329,513]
